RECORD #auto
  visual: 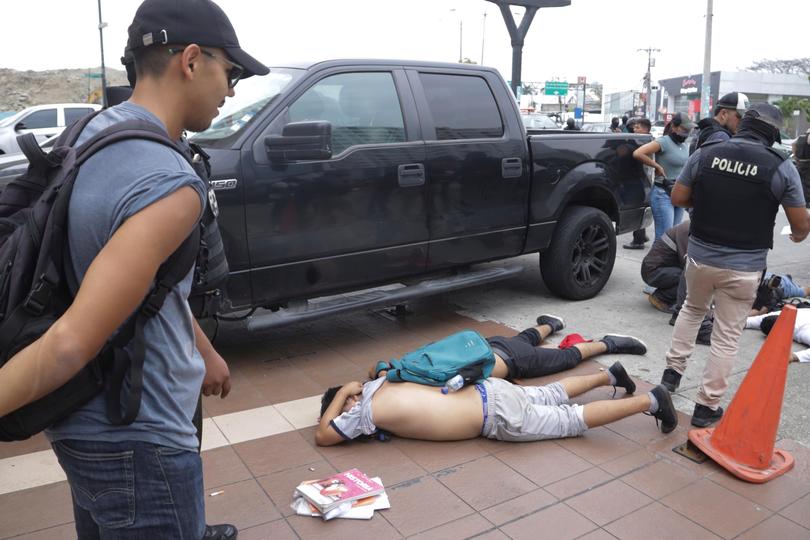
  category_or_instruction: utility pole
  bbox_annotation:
[637,47,660,118]
[458,19,463,63]
[97,0,108,108]
[701,0,713,120]
[480,10,487,65]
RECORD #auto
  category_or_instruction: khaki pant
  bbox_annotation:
[665,258,760,408]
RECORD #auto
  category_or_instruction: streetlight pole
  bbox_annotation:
[480,10,487,65]
[97,0,108,108]
[637,47,660,118]
[701,0,713,120]
[449,8,463,63]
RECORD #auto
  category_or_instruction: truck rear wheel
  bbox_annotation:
[540,206,616,300]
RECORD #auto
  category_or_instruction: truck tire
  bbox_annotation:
[540,206,616,300]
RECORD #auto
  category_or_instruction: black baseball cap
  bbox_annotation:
[125,0,268,80]
[714,92,749,116]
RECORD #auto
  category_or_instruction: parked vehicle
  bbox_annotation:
[650,120,666,138]
[580,122,612,133]
[0,103,100,155]
[3,60,651,329]
[521,113,559,130]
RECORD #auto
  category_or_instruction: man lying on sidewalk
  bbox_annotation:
[367,315,647,381]
[746,308,810,363]
[316,324,677,446]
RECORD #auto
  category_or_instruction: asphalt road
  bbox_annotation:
[446,209,810,447]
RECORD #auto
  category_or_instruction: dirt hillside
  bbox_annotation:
[0,67,129,112]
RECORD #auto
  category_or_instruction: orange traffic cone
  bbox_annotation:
[689,305,797,483]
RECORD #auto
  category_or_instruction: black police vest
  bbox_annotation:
[796,130,810,160]
[691,140,784,250]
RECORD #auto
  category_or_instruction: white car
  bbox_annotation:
[0,103,100,155]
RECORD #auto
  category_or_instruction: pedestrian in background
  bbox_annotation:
[660,103,810,428]
[689,91,749,153]
[609,116,622,133]
[632,113,695,240]
[624,117,653,249]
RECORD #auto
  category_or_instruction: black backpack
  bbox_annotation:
[0,112,200,441]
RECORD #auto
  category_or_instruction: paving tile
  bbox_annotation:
[200,417,230,451]
[622,459,700,500]
[213,404,294,445]
[201,445,253,490]
[408,513,496,540]
[0,449,64,495]
[779,492,810,529]
[274,395,322,430]
[577,529,619,540]
[479,488,557,527]
[776,439,810,485]
[603,501,720,540]
[557,426,641,466]
[468,529,510,540]
[565,479,653,526]
[708,467,810,512]
[383,476,474,536]
[234,431,322,477]
[201,372,271,416]
[544,467,613,500]
[495,440,591,486]
[434,456,537,511]
[499,502,597,540]
[661,478,771,538]
[735,514,810,540]
[605,408,684,446]
[392,437,491,472]
[0,482,73,538]
[204,478,281,531]
[7,523,76,540]
[287,512,402,539]
[251,365,326,405]
[0,432,51,460]
[326,441,426,487]
[256,460,338,517]
[236,518,298,540]
[599,448,658,477]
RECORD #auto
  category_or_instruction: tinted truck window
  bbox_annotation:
[419,74,503,140]
[288,72,405,155]
[20,109,57,129]
[64,107,96,126]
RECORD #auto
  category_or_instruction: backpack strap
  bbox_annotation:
[74,120,191,167]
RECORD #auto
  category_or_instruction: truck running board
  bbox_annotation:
[245,265,523,331]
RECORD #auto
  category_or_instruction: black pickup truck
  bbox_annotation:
[190,59,652,329]
[2,60,652,329]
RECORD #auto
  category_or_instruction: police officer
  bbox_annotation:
[794,128,810,206]
[660,103,810,428]
[689,92,749,153]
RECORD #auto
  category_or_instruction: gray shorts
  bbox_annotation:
[480,378,587,442]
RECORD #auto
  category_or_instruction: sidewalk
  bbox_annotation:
[2,303,809,539]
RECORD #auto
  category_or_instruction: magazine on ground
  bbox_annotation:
[294,468,385,514]
[291,477,390,520]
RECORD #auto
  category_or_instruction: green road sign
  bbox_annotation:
[544,81,569,96]
[84,72,103,79]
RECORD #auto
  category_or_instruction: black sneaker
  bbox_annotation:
[660,368,681,392]
[650,384,678,433]
[608,361,636,395]
[623,242,646,250]
[204,524,238,540]
[536,314,565,334]
[601,335,647,355]
[691,404,724,427]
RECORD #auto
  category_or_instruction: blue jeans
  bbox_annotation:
[765,272,806,298]
[650,185,684,240]
[52,439,204,539]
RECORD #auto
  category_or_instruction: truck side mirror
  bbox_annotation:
[265,121,332,161]
[14,122,27,132]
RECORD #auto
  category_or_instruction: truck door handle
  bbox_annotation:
[398,163,425,187]
[501,157,523,179]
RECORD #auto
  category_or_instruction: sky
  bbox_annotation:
[0,0,807,96]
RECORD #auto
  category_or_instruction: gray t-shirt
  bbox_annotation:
[47,102,207,452]
[677,139,806,271]
[330,377,386,440]
[656,135,689,181]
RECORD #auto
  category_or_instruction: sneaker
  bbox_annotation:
[660,368,681,392]
[650,384,678,433]
[536,314,565,334]
[648,293,675,314]
[204,524,238,540]
[623,242,646,250]
[608,361,636,394]
[691,404,724,427]
[601,335,647,355]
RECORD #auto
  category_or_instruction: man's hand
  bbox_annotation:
[202,351,231,398]
[343,381,363,396]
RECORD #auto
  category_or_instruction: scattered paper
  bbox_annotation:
[781,225,792,235]
[291,476,389,520]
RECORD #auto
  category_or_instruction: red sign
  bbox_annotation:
[577,76,587,85]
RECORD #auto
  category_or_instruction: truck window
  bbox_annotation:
[19,109,57,129]
[287,72,406,155]
[64,107,96,126]
[419,74,503,140]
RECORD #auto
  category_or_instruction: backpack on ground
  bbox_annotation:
[374,330,495,387]
[0,112,200,441]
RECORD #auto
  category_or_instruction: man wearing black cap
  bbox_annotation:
[659,103,810,428]
[689,91,749,153]
[0,1,267,538]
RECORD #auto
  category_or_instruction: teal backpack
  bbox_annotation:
[374,330,495,387]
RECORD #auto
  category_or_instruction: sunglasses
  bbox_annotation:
[168,47,244,88]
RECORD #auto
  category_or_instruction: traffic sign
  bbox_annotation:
[544,81,569,96]
[84,72,103,79]
[577,76,586,85]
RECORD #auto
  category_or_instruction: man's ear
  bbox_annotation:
[180,44,202,81]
